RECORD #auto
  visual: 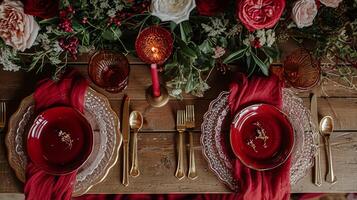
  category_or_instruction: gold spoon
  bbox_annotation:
[129,111,143,177]
[319,116,337,184]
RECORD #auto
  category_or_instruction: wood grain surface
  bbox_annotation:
[0,58,356,194]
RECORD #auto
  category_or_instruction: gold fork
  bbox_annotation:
[175,110,186,180]
[0,102,6,130]
[186,105,198,180]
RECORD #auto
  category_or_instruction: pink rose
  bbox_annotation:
[237,0,286,32]
[319,0,342,8]
[292,0,318,28]
[0,0,39,51]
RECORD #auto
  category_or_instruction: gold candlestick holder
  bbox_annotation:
[145,84,169,107]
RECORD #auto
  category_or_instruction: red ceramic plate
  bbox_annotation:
[27,107,93,175]
[230,104,294,171]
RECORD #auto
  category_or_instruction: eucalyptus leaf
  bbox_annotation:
[72,21,85,32]
[218,37,228,47]
[82,31,90,46]
[180,21,192,43]
[223,48,246,64]
[170,22,178,32]
[39,17,58,25]
[199,40,213,54]
[102,27,122,41]
[262,47,279,59]
[180,24,187,43]
[177,39,198,59]
[185,72,194,93]
[251,51,269,76]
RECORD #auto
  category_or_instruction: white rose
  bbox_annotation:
[0,0,39,51]
[151,0,196,24]
[292,0,318,28]
[320,0,343,8]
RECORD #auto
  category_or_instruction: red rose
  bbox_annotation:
[196,0,229,16]
[237,0,285,32]
[22,0,59,19]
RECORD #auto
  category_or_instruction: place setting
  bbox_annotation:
[5,71,122,196]
[0,0,356,199]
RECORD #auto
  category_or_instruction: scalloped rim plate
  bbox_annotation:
[5,87,122,196]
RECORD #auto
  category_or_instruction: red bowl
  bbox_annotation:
[230,104,294,171]
[27,107,93,175]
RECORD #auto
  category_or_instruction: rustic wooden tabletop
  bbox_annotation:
[0,54,356,194]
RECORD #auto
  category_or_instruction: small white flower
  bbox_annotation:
[100,1,109,9]
[107,9,116,17]
[49,56,61,65]
[202,18,228,37]
[170,88,183,97]
[35,33,51,50]
[266,29,276,47]
[256,29,266,46]
[227,24,242,38]
[0,47,21,72]
[52,41,63,53]
[115,4,124,11]
[243,34,255,46]
[151,0,196,24]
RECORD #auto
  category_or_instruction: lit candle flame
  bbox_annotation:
[151,46,159,59]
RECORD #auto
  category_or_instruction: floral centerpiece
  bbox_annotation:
[0,0,356,97]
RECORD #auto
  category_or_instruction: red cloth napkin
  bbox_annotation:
[25,70,88,200]
[228,72,290,200]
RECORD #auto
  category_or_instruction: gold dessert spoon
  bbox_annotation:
[129,111,143,177]
[319,116,337,184]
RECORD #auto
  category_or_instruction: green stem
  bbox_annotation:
[138,15,151,33]
[118,37,129,55]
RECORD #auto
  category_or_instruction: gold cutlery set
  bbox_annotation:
[310,93,337,186]
[121,96,144,186]
[175,105,198,180]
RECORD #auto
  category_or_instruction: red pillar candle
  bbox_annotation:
[150,63,161,97]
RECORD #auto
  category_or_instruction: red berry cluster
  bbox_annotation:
[58,37,79,60]
[59,18,73,32]
[216,61,230,75]
[251,38,262,48]
[59,5,75,17]
[130,0,150,13]
[58,6,75,32]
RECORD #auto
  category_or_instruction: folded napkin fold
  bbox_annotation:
[25,70,88,200]
[228,72,290,200]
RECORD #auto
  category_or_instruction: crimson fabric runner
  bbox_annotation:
[25,70,88,200]
[24,70,289,200]
[228,72,290,200]
[74,73,288,200]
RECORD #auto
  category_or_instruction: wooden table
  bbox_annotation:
[0,55,357,194]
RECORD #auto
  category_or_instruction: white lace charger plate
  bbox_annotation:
[201,88,316,191]
[5,87,122,196]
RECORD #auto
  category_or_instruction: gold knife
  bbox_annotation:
[310,92,322,187]
[122,95,130,187]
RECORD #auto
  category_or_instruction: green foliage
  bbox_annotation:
[1,0,356,98]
